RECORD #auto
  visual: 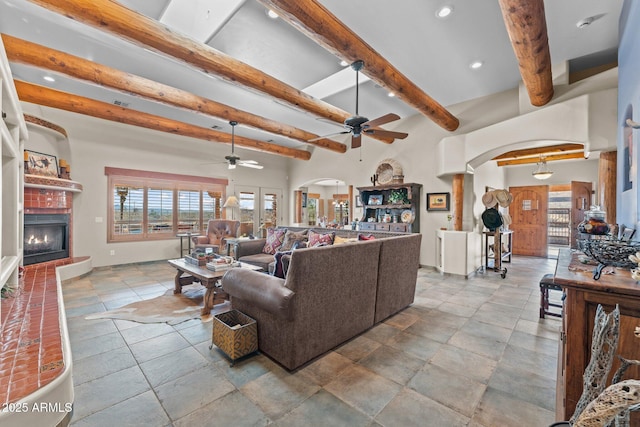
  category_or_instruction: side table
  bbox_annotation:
[225,237,253,257]
[176,232,200,256]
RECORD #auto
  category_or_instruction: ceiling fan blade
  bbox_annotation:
[362,113,400,129]
[351,134,362,149]
[239,162,264,169]
[308,130,350,142]
[364,128,408,141]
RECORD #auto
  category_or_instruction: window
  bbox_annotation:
[106,167,227,242]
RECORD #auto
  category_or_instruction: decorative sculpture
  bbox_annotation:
[571,305,620,424]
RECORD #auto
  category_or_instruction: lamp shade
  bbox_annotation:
[223,195,239,208]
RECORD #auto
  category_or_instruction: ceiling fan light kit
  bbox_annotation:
[532,156,554,180]
[224,121,264,170]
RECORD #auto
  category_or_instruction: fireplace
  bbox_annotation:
[23,214,69,265]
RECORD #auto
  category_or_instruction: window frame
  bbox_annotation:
[106,167,227,243]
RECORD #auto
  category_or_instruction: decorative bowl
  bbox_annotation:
[577,237,640,269]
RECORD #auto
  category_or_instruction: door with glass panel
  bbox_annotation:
[235,186,282,237]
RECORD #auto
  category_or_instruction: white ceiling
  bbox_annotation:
[0,0,624,156]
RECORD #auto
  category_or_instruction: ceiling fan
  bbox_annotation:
[311,60,408,149]
[223,121,263,169]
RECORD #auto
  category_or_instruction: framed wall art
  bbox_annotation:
[426,192,450,211]
[24,150,59,178]
[355,195,362,207]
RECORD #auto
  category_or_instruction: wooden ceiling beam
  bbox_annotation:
[497,152,586,166]
[4,35,345,154]
[2,34,346,154]
[14,80,312,161]
[258,0,459,132]
[498,0,554,106]
[492,143,584,160]
[25,0,399,143]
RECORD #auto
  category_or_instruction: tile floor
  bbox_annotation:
[63,256,561,427]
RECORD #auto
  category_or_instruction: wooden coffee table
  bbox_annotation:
[167,259,261,315]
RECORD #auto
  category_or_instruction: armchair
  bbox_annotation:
[192,219,240,254]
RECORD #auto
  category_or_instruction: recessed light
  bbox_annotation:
[388,92,395,97]
[43,76,55,82]
[470,61,483,70]
[266,9,278,19]
[340,60,349,67]
[436,5,453,19]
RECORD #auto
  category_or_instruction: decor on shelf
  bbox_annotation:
[375,159,404,185]
[426,192,450,211]
[24,150,58,177]
[532,155,553,180]
[387,189,409,204]
[368,194,383,205]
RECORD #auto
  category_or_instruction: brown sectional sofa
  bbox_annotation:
[221,231,422,370]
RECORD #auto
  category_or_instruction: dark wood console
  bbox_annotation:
[554,248,640,422]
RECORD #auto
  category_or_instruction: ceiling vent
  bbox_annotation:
[113,100,130,107]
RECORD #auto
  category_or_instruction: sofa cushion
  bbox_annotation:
[308,230,335,247]
[280,229,308,252]
[262,228,286,254]
[237,253,275,271]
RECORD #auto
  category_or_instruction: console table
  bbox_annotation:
[553,248,640,422]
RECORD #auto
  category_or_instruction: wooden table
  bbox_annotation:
[553,248,640,422]
[167,259,261,315]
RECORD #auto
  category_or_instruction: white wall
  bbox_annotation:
[21,104,290,267]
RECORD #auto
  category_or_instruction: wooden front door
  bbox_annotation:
[570,181,593,249]
[509,185,549,257]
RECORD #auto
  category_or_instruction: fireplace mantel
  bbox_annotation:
[24,174,83,193]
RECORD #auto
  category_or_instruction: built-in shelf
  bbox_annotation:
[24,114,68,141]
[24,174,83,192]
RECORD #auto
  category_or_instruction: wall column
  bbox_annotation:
[294,190,303,224]
[452,174,464,231]
[598,151,617,224]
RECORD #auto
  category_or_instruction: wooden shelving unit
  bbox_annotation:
[356,183,422,233]
[1,39,28,295]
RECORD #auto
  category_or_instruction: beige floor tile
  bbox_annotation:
[324,365,402,417]
[408,364,486,417]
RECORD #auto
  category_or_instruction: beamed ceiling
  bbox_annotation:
[0,0,623,163]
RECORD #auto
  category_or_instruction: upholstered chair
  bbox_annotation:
[192,219,240,254]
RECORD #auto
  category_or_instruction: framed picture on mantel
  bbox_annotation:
[426,192,450,211]
[24,150,59,178]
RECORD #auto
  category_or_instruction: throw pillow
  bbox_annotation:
[262,228,286,254]
[308,230,335,247]
[272,250,292,279]
[358,234,376,241]
[280,229,308,252]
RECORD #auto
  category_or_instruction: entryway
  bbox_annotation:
[509,181,592,259]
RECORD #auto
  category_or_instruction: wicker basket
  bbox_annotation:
[577,237,640,269]
[211,310,258,365]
